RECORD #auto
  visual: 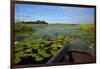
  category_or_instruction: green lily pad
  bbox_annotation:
[25,49,32,53]
[31,44,41,49]
[35,55,44,61]
[50,50,57,56]
[31,53,37,57]
[42,53,51,58]
[15,47,23,51]
[15,51,24,57]
[15,57,21,64]
[38,50,51,57]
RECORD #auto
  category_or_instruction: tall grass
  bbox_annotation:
[15,24,33,33]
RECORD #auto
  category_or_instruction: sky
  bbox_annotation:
[15,4,94,24]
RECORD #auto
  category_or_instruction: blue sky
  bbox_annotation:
[15,4,94,24]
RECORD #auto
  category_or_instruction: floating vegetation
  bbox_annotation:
[15,24,95,64]
[35,55,44,61]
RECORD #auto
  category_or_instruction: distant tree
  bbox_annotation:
[36,20,48,24]
[18,20,48,24]
[41,21,48,24]
[36,20,41,24]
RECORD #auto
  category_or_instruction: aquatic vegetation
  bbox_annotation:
[15,51,25,57]
[38,50,51,57]
[15,57,21,64]
[25,49,32,53]
[35,55,44,61]
[50,49,58,56]
[15,23,95,64]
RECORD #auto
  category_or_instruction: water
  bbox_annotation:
[33,26,78,38]
[16,37,24,42]
[16,26,78,42]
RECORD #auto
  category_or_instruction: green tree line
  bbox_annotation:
[16,20,48,24]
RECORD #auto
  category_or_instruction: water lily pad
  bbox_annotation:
[15,57,21,64]
[25,49,32,53]
[35,55,44,61]
[50,50,57,56]
[42,53,51,58]
[38,50,51,57]
[15,51,24,57]
[31,53,37,57]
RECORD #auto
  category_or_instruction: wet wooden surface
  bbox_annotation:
[71,51,95,63]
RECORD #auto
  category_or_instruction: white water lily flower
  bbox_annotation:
[15,42,18,44]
